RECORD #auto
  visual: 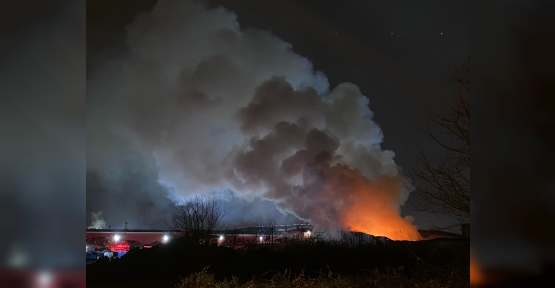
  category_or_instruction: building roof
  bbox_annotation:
[213,225,313,235]
[418,230,468,240]
[86,229,180,233]
[86,227,467,241]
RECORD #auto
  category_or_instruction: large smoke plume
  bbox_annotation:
[87,0,418,240]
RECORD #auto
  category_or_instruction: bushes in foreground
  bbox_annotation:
[87,238,469,287]
[176,266,469,288]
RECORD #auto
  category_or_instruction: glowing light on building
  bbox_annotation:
[109,242,130,252]
[163,235,169,243]
[219,235,224,241]
[113,234,120,242]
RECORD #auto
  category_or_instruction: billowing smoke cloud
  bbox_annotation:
[88,211,107,229]
[87,0,417,239]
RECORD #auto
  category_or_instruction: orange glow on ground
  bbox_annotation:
[470,249,485,286]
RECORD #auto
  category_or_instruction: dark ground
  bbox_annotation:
[86,237,469,287]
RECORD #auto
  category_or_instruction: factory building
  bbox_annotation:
[86,225,468,259]
[86,229,177,245]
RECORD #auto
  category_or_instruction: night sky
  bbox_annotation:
[87,0,469,232]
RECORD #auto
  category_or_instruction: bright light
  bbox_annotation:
[307,231,311,237]
[36,271,52,287]
[259,236,263,241]
[163,235,169,242]
[219,235,224,241]
[113,234,120,242]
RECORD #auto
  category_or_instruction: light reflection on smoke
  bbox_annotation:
[87,0,417,240]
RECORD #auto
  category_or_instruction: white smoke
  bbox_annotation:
[88,211,107,229]
[88,0,416,238]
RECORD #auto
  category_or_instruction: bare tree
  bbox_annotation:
[256,220,266,245]
[258,219,279,251]
[226,227,241,249]
[411,60,470,228]
[166,195,227,245]
[245,226,262,250]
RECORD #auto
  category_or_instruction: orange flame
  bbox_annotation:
[321,164,419,241]
[341,192,420,240]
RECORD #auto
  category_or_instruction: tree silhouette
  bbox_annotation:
[412,60,470,229]
[166,195,227,245]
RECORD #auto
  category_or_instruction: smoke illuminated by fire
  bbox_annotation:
[340,176,420,241]
[298,158,419,240]
[87,0,419,239]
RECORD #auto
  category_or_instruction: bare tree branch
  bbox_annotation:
[411,59,470,228]
[166,195,227,245]
[258,219,278,251]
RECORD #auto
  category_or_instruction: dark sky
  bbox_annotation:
[87,0,469,231]
[207,0,469,166]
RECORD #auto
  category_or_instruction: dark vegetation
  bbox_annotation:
[86,237,469,288]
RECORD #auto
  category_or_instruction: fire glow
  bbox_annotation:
[88,0,421,240]
[341,191,420,241]
[470,250,486,285]
[306,160,419,241]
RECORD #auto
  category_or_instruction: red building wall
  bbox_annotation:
[86,230,174,244]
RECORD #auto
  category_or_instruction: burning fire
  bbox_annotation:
[318,164,420,241]
[344,206,420,241]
